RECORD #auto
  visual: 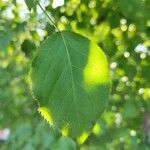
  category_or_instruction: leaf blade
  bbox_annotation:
[30,30,110,143]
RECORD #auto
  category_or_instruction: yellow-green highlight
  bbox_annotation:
[38,107,53,125]
[93,123,101,135]
[61,126,69,137]
[77,132,89,145]
[83,43,110,86]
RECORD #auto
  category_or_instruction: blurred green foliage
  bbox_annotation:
[0,0,150,149]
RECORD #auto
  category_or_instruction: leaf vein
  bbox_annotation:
[60,32,81,133]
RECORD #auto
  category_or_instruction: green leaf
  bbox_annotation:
[21,39,36,57]
[29,31,110,144]
[52,137,76,150]
[0,30,12,51]
[25,0,35,11]
[118,0,144,19]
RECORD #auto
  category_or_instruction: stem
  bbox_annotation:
[35,0,59,31]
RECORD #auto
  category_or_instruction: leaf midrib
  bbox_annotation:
[60,32,81,133]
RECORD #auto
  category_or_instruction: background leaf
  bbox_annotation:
[25,0,35,11]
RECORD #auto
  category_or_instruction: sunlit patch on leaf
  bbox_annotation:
[83,43,110,87]
[77,132,89,145]
[38,107,53,125]
[93,123,101,135]
[61,126,69,137]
